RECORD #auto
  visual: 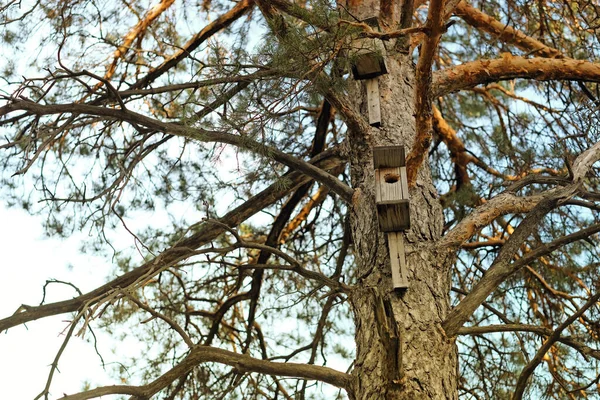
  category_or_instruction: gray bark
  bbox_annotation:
[347,55,458,399]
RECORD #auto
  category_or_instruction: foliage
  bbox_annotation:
[2,0,600,399]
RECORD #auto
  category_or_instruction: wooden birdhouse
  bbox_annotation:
[351,17,388,80]
[349,17,388,127]
[373,145,410,290]
[373,146,410,232]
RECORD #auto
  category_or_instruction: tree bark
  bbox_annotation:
[347,54,458,398]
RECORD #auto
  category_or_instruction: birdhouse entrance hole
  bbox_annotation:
[384,173,400,183]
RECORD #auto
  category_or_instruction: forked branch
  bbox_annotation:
[443,140,600,337]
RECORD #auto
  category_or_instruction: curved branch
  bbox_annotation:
[458,324,600,361]
[102,0,176,84]
[440,191,545,249]
[452,2,600,107]
[433,55,600,98]
[113,71,276,100]
[129,0,254,90]
[0,100,354,203]
[453,1,562,59]
[433,105,472,188]
[60,345,354,400]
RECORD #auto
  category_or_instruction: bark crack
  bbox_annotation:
[372,288,404,386]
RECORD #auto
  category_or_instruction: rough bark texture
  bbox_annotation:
[348,55,458,398]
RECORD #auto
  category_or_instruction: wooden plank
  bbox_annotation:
[396,233,409,289]
[366,78,381,127]
[400,166,409,200]
[375,169,381,203]
[387,232,409,289]
[373,146,405,168]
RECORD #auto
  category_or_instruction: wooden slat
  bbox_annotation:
[375,168,381,203]
[387,232,409,289]
[373,146,405,168]
[366,78,381,127]
[400,166,409,200]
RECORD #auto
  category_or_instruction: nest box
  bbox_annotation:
[351,17,388,80]
[373,146,410,232]
[373,145,410,290]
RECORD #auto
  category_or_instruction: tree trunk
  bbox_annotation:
[347,54,458,398]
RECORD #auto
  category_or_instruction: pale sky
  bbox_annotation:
[0,203,128,399]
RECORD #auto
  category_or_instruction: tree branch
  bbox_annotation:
[129,0,254,90]
[0,99,354,203]
[59,345,354,400]
[102,0,176,84]
[0,150,345,333]
[433,55,600,98]
[442,140,600,337]
[513,292,600,399]
[453,1,561,59]
[254,0,370,148]
[458,323,600,361]
[406,0,447,186]
[440,191,545,248]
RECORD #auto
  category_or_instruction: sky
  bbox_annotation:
[0,203,130,399]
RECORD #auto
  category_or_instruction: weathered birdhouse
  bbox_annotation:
[349,17,388,127]
[373,145,410,290]
[351,17,388,80]
[373,146,410,232]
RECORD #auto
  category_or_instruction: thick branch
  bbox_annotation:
[406,0,446,186]
[453,1,561,59]
[440,192,545,248]
[453,2,600,105]
[60,345,354,400]
[433,55,600,98]
[433,105,472,188]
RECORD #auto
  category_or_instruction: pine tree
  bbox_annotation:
[2,0,600,399]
